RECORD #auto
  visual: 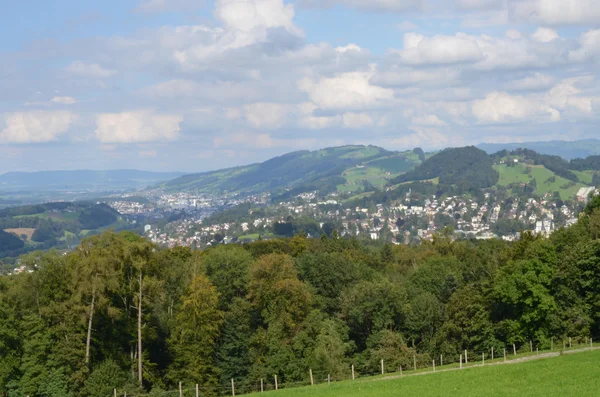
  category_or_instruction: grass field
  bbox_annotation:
[573,170,595,185]
[247,349,600,397]
[494,164,588,200]
[3,228,36,241]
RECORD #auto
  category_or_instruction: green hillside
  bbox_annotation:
[162,146,423,196]
[494,163,588,200]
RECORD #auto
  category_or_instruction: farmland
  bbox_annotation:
[494,163,589,200]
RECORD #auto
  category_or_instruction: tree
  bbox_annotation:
[309,320,351,380]
[167,275,224,387]
[204,245,253,308]
[70,233,121,368]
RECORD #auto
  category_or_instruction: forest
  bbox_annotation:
[1,196,600,397]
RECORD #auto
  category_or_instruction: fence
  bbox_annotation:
[113,336,597,397]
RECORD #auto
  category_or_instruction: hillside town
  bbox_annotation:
[116,186,599,249]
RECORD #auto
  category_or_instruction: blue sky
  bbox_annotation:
[1,0,600,172]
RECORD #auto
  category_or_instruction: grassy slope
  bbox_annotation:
[249,350,600,397]
[494,164,588,200]
[337,151,421,193]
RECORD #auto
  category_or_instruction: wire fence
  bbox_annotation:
[114,337,598,397]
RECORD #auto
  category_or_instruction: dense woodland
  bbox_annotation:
[1,196,600,396]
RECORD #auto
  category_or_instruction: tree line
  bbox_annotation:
[1,196,600,396]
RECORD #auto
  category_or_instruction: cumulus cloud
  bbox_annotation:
[51,96,77,105]
[95,111,183,143]
[397,33,484,65]
[472,91,560,124]
[66,61,117,78]
[411,114,447,126]
[569,29,600,62]
[392,30,566,70]
[511,0,600,25]
[298,70,394,111]
[1,111,75,143]
[243,102,292,129]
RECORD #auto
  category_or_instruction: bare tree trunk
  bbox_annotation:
[137,269,143,387]
[85,279,96,366]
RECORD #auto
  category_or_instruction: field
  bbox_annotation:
[247,349,600,397]
[494,164,588,200]
[3,228,36,241]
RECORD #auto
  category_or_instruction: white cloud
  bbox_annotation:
[243,102,292,129]
[299,70,394,111]
[215,0,299,34]
[51,96,77,105]
[569,29,600,62]
[95,111,182,143]
[390,127,451,149]
[531,27,558,43]
[66,61,117,78]
[472,91,560,124]
[412,114,446,126]
[511,0,600,25]
[397,33,484,65]
[392,31,566,70]
[342,112,373,129]
[1,111,75,143]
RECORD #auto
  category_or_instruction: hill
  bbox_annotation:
[478,139,600,160]
[0,169,184,191]
[161,146,424,197]
[0,202,133,260]
[389,147,499,191]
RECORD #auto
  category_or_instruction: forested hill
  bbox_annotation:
[390,146,499,191]
[0,196,599,397]
[159,145,424,196]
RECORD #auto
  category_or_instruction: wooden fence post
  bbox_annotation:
[482,352,485,366]
[440,354,443,367]
[114,389,117,397]
[491,347,494,361]
[310,368,314,385]
[231,379,235,396]
[536,347,539,355]
[503,348,506,362]
[351,364,355,380]
[196,384,199,397]
[464,350,468,364]
[179,382,182,397]
[569,337,572,348]
[414,355,417,371]
[260,378,264,393]
[551,337,554,351]
[513,344,517,356]
[399,366,403,376]
[328,374,331,385]
[433,360,435,372]
[591,338,593,348]
[460,354,463,369]
[381,359,385,375]
[274,375,278,391]
[530,340,533,352]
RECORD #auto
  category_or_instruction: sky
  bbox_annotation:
[1,0,600,173]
